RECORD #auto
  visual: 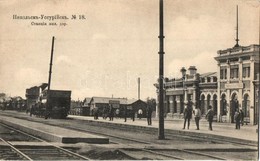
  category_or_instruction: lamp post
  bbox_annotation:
[158,0,165,140]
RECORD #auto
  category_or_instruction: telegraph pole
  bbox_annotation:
[45,36,55,119]
[48,36,55,91]
[158,0,165,140]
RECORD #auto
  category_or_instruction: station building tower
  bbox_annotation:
[214,44,259,124]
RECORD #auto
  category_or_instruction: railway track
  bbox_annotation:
[0,123,89,160]
[64,124,229,160]
[60,119,256,160]
[24,119,230,160]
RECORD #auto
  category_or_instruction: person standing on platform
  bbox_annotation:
[240,109,244,126]
[109,105,114,121]
[146,105,152,125]
[93,106,99,120]
[124,106,127,122]
[30,104,35,117]
[234,108,241,129]
[193,106,201,130]
[206,105,214,131]
[102,107,106,120]
[182,101,192,130]
[131,109,135,121]
[115,108,120,119]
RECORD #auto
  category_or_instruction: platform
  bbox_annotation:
[68,115,258,144]
[0,110,258,144]
[0,115,109,144]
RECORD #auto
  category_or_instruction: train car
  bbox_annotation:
[41,89,71,119]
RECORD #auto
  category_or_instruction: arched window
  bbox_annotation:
[213,94,217,115]
[207,95,211,110]
[200,94,205,115]
[221,94,227,115]
[243,94,250,117]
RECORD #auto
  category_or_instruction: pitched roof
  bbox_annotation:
[127,99,146,105]
[200,72,217,78]
[83,97,92,104]
[127,99,138,105]
[91,97,128,104]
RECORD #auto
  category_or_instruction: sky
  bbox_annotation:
[0,0,259,100]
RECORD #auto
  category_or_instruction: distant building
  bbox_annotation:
[70,100,83,115]
[126,99,147,118]
[10,96,26,111]
[75,97,148,117]
[0,93,7,109]
[89,97,128,116]
[83,97,92,107]
[70,97,92,116]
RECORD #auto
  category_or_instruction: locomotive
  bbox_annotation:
[26,84,71,119]
[26,36,71,119]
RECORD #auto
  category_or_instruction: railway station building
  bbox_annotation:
[215,44,259,125]
[155,66,218,120]
[155,44,259,125]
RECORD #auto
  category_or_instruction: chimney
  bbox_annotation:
[138,77,140,100]
[188,66,197,75]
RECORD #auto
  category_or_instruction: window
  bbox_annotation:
[213,77,217,82]
[220,70,223,79]
[220,68,227,79]
[207,77,211,82]
[230,65,239,79]
[242,66,250,78]
[224,68,227,79]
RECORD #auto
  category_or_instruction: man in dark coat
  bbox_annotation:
[131,109,135,121]
[30,104,35,117]
[183,101,192,130]
[124,106,127,122]
[240,109,244,126]
[206,105,214,130]
[147,105,152,125]
[234,108,241,129]
[109,105,114,121]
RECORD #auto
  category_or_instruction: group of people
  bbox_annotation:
[93,105,153,125]
[93,105,115,121]
[123,106,153,125]
[183,103,245,131]
[92,100,247,131]
[183,104,215,131]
